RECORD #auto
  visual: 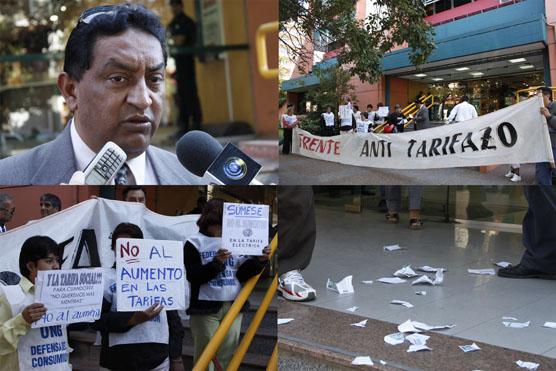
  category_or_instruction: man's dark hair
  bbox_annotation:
[353,105,360,111]
[539,87,553,100]
[64,4,167,81]
[461,96,469,102]
[362,111,369,119]
[287,104,293,109]
[111,222,143,250]
[366,104,373,109]
[197,198,224,235]
[377,102,384,107]
[19,236,60,279]
[0,193,13,207]
[122,186,146,201]
[170,0,183,5]
[40,193,61,211]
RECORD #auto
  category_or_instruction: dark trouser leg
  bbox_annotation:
[520,186,556,274]
[385,186,402,213]
[278,186,316,276]
[282,128,292,154]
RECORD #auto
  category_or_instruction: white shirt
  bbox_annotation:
[322,112,335,126]
[447,101,478,123]
[281,114,297,128]
[70,118,157,184]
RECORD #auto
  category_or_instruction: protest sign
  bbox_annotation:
[339,105,351,120]
[32,268,104,328]
[356,121,370,134]
[116,238,185,311]
[293,96,554,169]
[377,106,390,117]
[222,203,269,255]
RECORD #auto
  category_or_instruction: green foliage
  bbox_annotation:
[280,0,436,84]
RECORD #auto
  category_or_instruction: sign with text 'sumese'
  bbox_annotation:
[116,238,185,311]
[222,203,269,256]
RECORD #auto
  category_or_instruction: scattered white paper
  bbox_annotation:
[410,320,455,332]
[346,306,359,312]
[383,244,403,251]
[502,316,518,321]
[351,319,368,328]
[415,291,427,296]
[398,319,423,333]
[412,270,443,286]
[503,321,530,328]
[494,261,512,268]
[407,344,431,352]
[380,360,386,365]
[417,266,446,273]
[459,343,481,352]
[384,332,405,345]
[405,333,430,345]
[378,277,407,284]
[394,265,419,278]
[391,300,414,308]
[361,280,374,284]
[468,269,496,275]
[326,275,354,294]
[352,356,374,366]
[516,360,539,370]
[542,321,556,329]
[278,318,294,325]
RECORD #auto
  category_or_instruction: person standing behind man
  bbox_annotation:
[536,87,556,185]
[0,193,15,233]
[339,97,355,134]
[447,96,478,124]
[386,104,406,133]
[168,0,202,138]
[39,193,61,218]
[281,104,298,154]
[412,99,430,131]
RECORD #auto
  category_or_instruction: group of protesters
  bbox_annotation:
[0,191,270,371]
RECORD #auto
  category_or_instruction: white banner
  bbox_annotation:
[293,97,555,169]
[0,198,199,277]
[222,203,269,255]
[116,238,185,311]
[32,268,104,328]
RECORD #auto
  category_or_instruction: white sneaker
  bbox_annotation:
[504,170,514,178]
[278,270,316,302]
[510,174,522,182]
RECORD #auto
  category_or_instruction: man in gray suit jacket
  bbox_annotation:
[412,100,430,131]
[0,4,200,185]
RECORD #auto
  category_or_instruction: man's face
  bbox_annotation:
[0,200,15,224]
[541,93,551,108]
[72,28,165,158]
[125,190,146,204]
[170,3,182,17]
[27,253,60,283]
[40,198,59,218]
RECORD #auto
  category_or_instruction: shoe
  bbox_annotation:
[504,170,514,178]
[497,264,556,280]
[510,174,521,182]
[409,219,423,230]
[385,212,399,224]
[278,270,316,301]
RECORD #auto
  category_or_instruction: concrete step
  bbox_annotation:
[279,300,556,370]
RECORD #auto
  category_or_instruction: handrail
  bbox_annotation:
[192,234,278,371]
[256,21,278,79]
[266,344,278,371]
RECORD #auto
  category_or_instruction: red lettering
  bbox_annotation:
[333,141,340,155]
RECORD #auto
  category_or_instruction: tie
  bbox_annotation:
[114,164,136,185]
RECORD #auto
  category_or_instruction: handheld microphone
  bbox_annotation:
[176,131,263,185]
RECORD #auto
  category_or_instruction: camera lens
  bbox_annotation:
[223,157,247,180]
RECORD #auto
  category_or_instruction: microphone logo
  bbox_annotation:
[223,157,247,180]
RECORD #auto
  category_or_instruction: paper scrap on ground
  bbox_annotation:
[516,360,539,370]
[384,332,405,345]
[503,321,530,328]
[278,318,294,325]
[502,316,518,321]
[399,319,456,333]
[352,356,374,366]
[383,244,403,251]
[398,320,423,333]
[394,265,419,278]
[351,319,368,328]
[361,280,373,284]
[380,360,386,365]
[412,270,443,286]
[378,277,406,284]
[494,261,512,268]
[407,344,431,352]
[326,275,354,294]
[391,300,414,308]
[415,291,427,295]
[417,266,446,273]
[543,321,556,329]
[346,306,359,312]
[406,333,430,346]
[468,268,496,275]
[459,343,481,352]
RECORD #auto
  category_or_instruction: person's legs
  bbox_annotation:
[498,186,556,279]
[190,313,222,371]
[282,128,292,154]
[535,162,552,185]
[385,186,401,223]
[408,186,423,229]
[215,302,243,369]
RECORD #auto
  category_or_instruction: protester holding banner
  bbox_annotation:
[184,198,269,371]
[93,223,185,371]
[0,235,70,371]
[536,87,556,185]
[281,104,298,155]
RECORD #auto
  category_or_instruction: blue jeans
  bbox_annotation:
[535,147,556,185]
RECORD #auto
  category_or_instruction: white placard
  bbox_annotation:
[222,203,269,255]
[377,106,390,117]
[116,238,185,312]
[356,121,370,134]
[339,105,351,120]
[32,268,104,328]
